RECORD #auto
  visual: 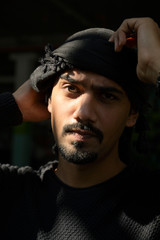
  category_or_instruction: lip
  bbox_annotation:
[68,128,96,140]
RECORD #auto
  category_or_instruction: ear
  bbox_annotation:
[47,97,52,113]
[126,109,139,127]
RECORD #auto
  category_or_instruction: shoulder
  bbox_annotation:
[126,164,160,201]
[121,165,160,224]
[36,160,58,180]
[0,160,57,182]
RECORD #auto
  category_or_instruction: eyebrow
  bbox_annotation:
[60,74,78,83]
[60,74,124,95]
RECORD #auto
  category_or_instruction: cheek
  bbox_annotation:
[51,100,74,136]
[100,107,130,139]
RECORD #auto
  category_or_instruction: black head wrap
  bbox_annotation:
[30,27,152,160]
[30,28,150,109]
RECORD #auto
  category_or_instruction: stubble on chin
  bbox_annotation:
[57,142,98,165]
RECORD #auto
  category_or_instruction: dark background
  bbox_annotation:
[1,0,160,52]
[0,0,160,169]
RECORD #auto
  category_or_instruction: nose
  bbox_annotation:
[73,93,97,123]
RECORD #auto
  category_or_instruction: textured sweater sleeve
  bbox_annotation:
[0,92,23,126]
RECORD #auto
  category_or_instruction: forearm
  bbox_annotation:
[0,92,22,126]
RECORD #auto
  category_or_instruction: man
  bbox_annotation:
[0,17,160,239]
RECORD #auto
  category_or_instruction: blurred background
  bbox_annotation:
[0,0,160,169]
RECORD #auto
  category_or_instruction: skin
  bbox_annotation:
[13,80,50,122]
[48,69,138,188]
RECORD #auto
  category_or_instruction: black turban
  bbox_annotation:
[30,27,150,110]
[30,27,152,155]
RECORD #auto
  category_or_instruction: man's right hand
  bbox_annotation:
[13,80,51,122]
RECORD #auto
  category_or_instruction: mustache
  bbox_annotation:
[62,122,103,143]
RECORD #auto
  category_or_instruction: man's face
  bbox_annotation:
[48,69,138,165]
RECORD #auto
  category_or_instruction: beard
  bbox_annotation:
[57,141,98,165]
[54,122,103,165]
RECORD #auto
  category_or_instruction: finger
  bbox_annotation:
[108,32,121,51]
[109,31,127,52]
[117,31,128,50]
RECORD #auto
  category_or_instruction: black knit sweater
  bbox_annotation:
[1,93,160,240]
[0,161,160,240]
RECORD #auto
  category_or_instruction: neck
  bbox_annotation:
[55,152,126,188]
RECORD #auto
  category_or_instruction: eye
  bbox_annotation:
[63,83,81,96]
[67,85,78,93]
[100,92,118,102]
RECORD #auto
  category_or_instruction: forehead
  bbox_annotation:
[60,69,126,93]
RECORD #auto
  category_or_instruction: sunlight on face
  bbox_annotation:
[48,69,138,165]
